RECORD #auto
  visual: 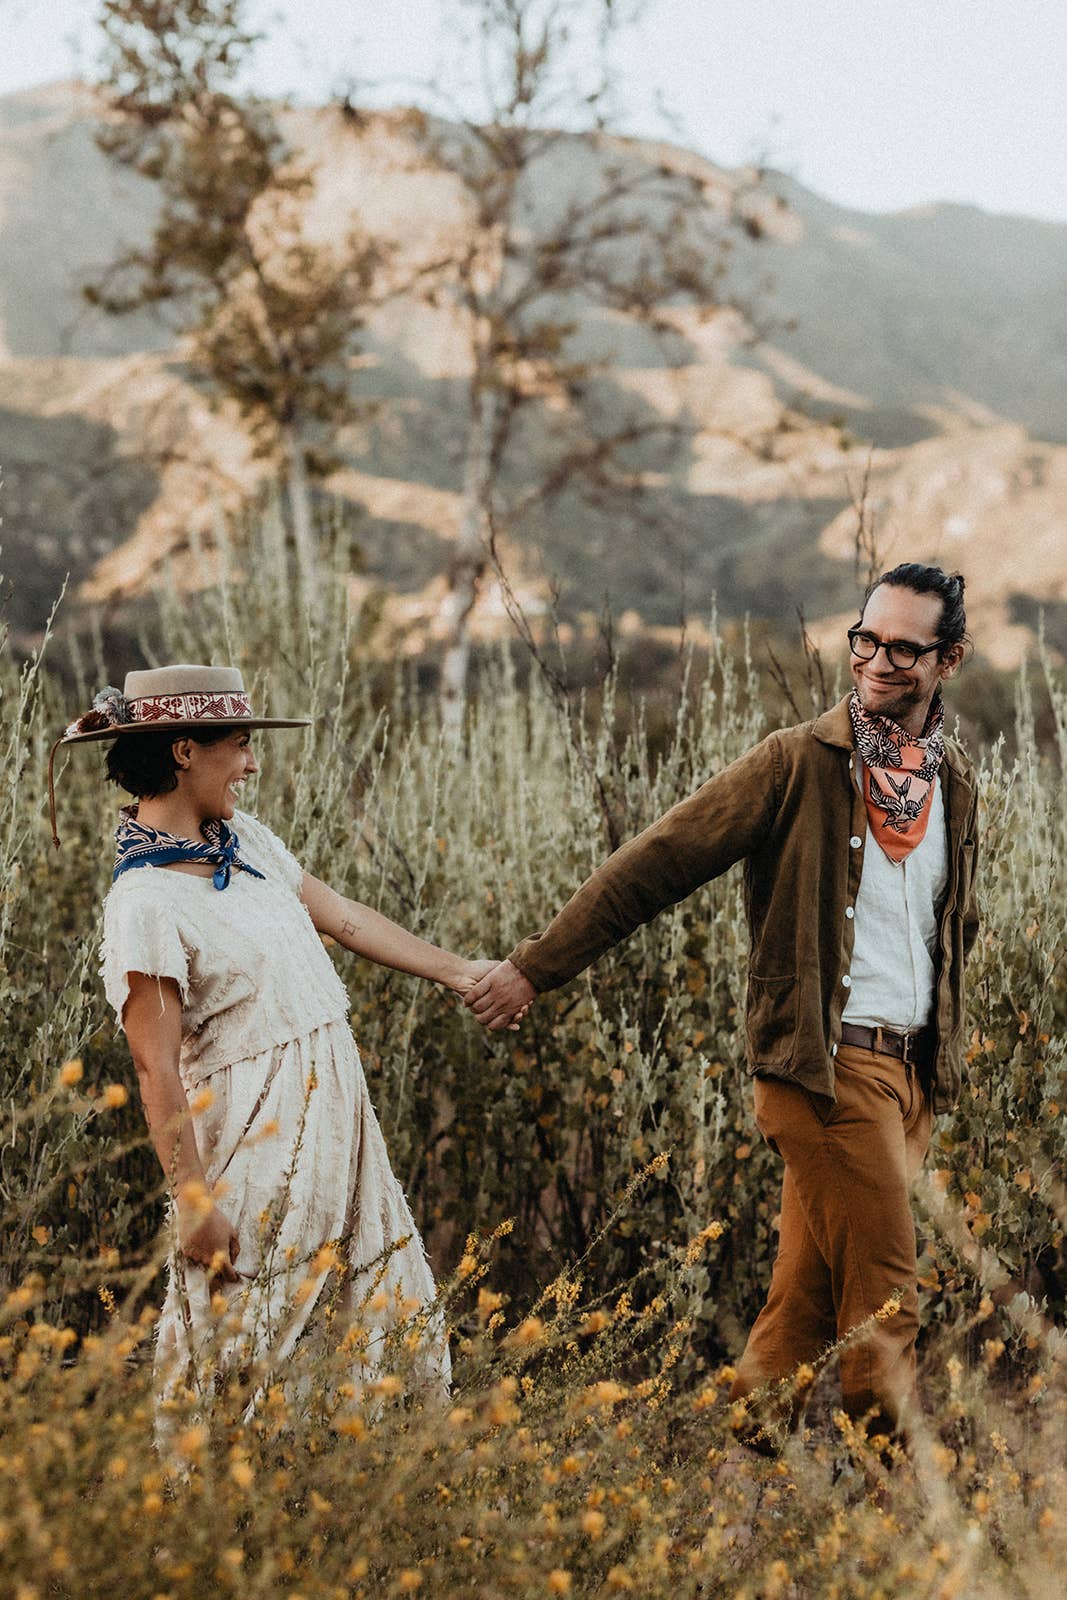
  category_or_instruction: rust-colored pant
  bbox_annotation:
[730,1044,933,1438]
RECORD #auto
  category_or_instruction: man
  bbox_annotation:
[466,563,979,1449]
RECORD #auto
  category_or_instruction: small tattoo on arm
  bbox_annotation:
[341,919,357,939]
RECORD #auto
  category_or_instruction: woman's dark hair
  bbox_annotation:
[867,562,968,653]
[106,726,238,798]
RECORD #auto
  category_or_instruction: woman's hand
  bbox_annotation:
[453,959,532,1030]
[450,958,502,997]
[179,1198,241,1285]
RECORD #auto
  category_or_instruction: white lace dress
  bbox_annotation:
[100,810,451,1421]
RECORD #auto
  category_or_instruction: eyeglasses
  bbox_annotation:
[847,629,945,670]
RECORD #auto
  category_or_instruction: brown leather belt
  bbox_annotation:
[838,1022,935,1070]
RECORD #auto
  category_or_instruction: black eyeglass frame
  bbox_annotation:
[846,628,948,671]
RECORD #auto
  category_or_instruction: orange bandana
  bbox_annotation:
[848,691,945,863]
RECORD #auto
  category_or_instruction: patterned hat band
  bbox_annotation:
[62,686,255,739]
[129,690,254,725]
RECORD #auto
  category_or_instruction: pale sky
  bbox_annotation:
[3,0,1066,222]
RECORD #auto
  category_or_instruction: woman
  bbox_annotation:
[51,663,501,1426]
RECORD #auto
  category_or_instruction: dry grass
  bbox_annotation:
[1,522,1065,1596]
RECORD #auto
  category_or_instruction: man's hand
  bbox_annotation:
[464,959,537,1032]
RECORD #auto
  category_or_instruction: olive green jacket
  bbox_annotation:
[508,696,979,1113]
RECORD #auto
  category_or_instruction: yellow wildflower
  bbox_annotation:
[101,1083,128,1109]
[684,1220,725,1265]
[478,1287,504,1318]
[336,1416,368,1439]
[547,1572,571,1596]
[488,1382,520,1426]
[175,1424,207,1460]
[587,1380,628,1406]
[398,1572,423,1592]
[311,1243,341,1276]
[177,1179,211,1218]
[582,1510,606,1538]
[58,1059,83,1087]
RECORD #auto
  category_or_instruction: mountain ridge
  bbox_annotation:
[1,80,1064,666]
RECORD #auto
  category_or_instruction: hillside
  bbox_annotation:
[1,79,1065,666]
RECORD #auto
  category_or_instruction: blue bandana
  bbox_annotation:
[113,806,266,891]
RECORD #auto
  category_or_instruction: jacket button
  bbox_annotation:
[845,906,855,919]
[842,975,852,989]
[850,835,862,849]
[831,1043,838,1056]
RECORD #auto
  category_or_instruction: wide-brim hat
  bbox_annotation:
[58,665,309,744]
[48,664,309,846]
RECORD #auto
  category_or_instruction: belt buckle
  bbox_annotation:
[899,1030,916,1066]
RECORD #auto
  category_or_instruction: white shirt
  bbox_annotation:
[842,760,949,1032]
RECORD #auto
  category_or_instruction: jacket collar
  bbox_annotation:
[813,694,972,784]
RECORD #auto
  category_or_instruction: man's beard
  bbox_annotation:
[855,676,928,727]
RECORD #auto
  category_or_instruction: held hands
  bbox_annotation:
[464,958,537,1032]
[452,958,532,1032]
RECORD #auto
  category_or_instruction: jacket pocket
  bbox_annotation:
[958,838,976,890]
[745,972,799,1068]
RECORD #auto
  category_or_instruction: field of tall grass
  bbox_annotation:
[1,517,1065,1597]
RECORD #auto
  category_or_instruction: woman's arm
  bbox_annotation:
[122,972,240,1282]
[301,873,496,995]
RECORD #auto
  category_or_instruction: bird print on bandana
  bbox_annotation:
[848,692,946,862]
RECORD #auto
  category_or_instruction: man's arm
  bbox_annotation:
[466,732,783,1027]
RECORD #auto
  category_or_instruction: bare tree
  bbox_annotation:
[405,0,764,726]
[87,0,388,600]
